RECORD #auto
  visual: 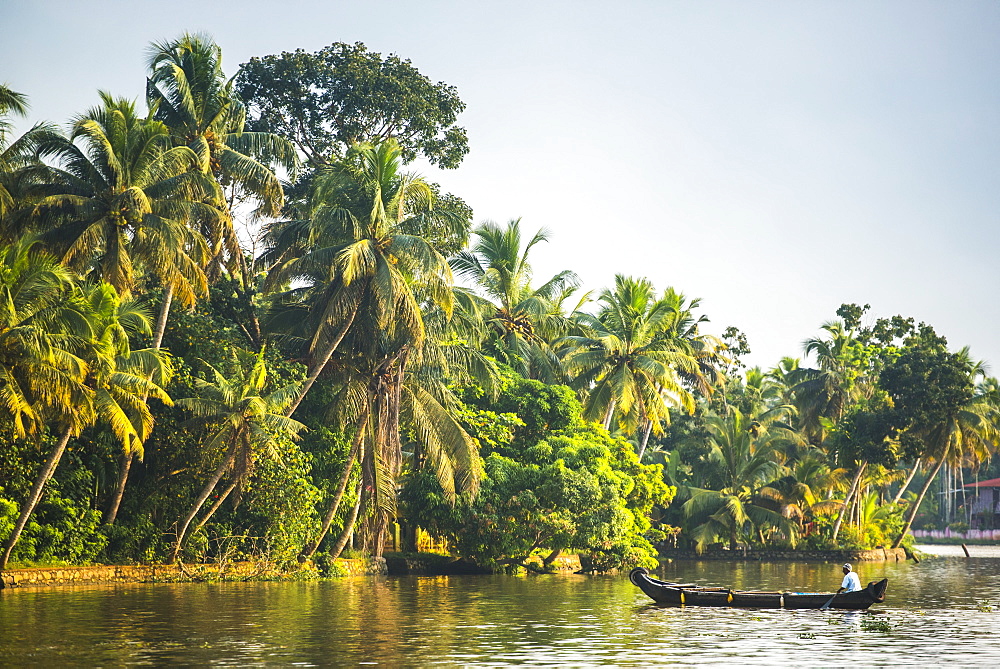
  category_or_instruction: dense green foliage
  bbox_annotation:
[1,35,997,576]
[401,378,673,571]
[235,42,468,169]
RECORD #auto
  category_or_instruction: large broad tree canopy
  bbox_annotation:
[235,42,469,169]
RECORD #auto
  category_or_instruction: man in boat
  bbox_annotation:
[837,563,861,593]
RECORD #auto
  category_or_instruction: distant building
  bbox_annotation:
[965,478,1000,530]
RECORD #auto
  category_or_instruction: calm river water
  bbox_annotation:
[2,546,999,666]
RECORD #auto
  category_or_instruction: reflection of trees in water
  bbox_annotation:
[6,565,1000,663]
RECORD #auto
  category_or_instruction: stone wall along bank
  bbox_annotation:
[1,558,386,589]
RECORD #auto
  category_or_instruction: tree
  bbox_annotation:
[24,92,213,310]
[147,33,297,232]
[756,450,846,536]
[560,276,702,459]
[18,93,221,522]
[298,325,483,561]
[681,408,800,551]
[0,241,93,571]
[235,42,468,169]
[266,139,459,418]
[267,140,473,559]
[789,320,873,444]
[880,337,996,547]
[0,84,49,223]
[451,218,580,380]
[402,396,673,572]
[145,32,298,352]
[0,239,89,440]
[168,347,304,563]
[0,251,180,570]
[85,284,175,525]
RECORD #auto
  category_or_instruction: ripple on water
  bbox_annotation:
[2,560,1000,665]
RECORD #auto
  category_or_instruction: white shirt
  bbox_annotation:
[841,571,862,592]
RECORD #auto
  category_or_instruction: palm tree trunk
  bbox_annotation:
[105,285,174,526]
[189,478,238,540]
[637,419,654,461]
[0,427,73,572]
[285,305,359,418]
[893,456,947,548]
[831,462,866,543]
[103,450,133,525]
[152,283,174,350]
[298,409,369,562]
[167,442,237,564]
[328,480,364,560]
[891,458,922,505]
[603,400,616,430]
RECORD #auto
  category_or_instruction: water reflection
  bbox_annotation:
[2,556,999,665]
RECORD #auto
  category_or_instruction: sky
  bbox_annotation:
[3,0,998,371]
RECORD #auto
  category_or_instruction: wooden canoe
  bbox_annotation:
[629,568,888,610]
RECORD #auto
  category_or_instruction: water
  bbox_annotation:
[2,550,999,666]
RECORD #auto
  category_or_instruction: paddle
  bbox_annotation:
[820,593,837,610]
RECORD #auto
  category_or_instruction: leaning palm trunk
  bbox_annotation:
[105,286,175,526]
[103,451,133,525]
[329,480,364,561]
[893,456,947,549]
[603,400,616,430]
[831,462,866,543]
[298,410,369,562]
[285,306,359,418]
[167,441,238,563]
[891,458,922,505]
[0,427,74,572]
[637,418,655,461]
[189,479,239,540]
[152,284,174,350]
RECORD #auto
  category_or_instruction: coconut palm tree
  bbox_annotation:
[0,239,88,441]
[1,250,182,569]
[657,287,725,392]
[681,407,800,551]
[450,218,580,379]
[84,283,175,524]
[0,273,180,569]
[0,84,50,224]
[18,94,221,521]
[167,347,304,563]
[0,249,92,569]
[297,305,487,561]
[268,141,478,560]
[23,92,214,314]
[790,321,875,444]
[560,275,702,459]
[146,33,298,284]
[756,450,846,535]
[0,85,28,122]
[266,139,457,418]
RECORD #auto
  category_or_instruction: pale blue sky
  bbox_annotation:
[3,1,998,371]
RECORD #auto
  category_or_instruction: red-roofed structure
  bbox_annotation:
[965,478,1000,488]
[965,478,1000,528]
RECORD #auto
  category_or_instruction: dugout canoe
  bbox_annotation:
[629,568,887,610]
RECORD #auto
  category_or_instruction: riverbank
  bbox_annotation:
[1,552,588,589]
[0,558,382,589]
[658,546,908,562]
[914,543,1000,558]
[2,547,913,589]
